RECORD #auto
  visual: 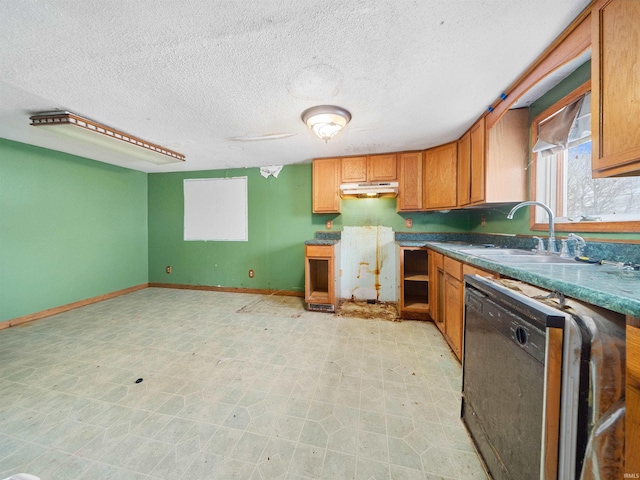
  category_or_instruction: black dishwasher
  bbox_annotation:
[462,274,627,480]
[462,274,567,480]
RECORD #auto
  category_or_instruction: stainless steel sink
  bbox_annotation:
[478,254,577,264]
[458,248,535,256]
[457,247,579,264]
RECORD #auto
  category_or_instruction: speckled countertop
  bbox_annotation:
[304,239,339,245]
[305,231,341,245]
[304,230,640,316]
[402,239,640,318]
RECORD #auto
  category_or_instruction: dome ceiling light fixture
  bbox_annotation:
[301,105,351,142]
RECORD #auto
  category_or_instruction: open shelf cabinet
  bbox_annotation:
[399,247,429,319]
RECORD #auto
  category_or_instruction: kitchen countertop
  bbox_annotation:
[305,231,341,245]
[399,239,640,318]
[305,239,339,245]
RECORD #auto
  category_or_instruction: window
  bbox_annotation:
[532,83,640,232]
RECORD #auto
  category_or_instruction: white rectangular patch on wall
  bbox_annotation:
[183,177,248,241]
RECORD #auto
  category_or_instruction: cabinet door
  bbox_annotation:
[368,154,398,181]
[592,0,640,177]
[424,142,458,210]
[428,250,438,324]
[397,152,423,211]
[341,156,367,183]
[312,158,340,213]
[457,131,471,207]
[627,321,640,473]
[428,251,445,332]
[485,109,528,204]
[444,273,463,360]
[470,117,486,204]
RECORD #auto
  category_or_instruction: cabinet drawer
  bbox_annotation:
[305,244,333,258]
[462,264,496,279]
[444,256,462,281]
[431,251,443,269]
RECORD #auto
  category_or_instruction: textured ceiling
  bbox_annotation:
[0,0,591,173]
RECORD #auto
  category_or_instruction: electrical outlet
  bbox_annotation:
[325,220,333,230]
[405,218,413,228]
[166,266,172,274]
[481,215,486,228]
[249,269,254,278]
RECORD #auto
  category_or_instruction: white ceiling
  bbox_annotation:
[0,0,591,173]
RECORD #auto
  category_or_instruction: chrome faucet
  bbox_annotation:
[507,201,557,254]
[568,233,586,257]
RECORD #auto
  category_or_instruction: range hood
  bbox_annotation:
[340,181,399,198]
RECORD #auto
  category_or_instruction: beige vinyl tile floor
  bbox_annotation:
[0,288,488,480]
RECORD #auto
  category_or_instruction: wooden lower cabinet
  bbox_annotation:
[428,252,463,359]
[399,247,429,320]
[427,251,497,361]
[305,244,338,312]
[443,268,463,360]
[428,250,444,332]
[627,318,640,474]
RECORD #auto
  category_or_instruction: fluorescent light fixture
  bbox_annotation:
[301,105,351,142]
[30,111,185,165]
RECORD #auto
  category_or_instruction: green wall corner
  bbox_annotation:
[0,138,148,322]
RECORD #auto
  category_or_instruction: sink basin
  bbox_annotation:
[458,248,535,256]
[475,254,577,264]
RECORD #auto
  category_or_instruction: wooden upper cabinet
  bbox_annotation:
[312,158,340,213]
[423,142,458,210]
[485,109,528,203]
[340,154,398,183]
[340,156,367,183]
[592,0,640,177]
[457,131,471,207]
[368,154,397,181]
[397,152,423,211]
[465,110,528,206]
[469,117,486,204]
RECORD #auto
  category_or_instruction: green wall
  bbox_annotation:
[148,164,470,292]
[0,138,148,322]
[468,60,640,242]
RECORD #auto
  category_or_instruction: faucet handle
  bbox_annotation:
[568,233,586,257]
[532,236,545,254]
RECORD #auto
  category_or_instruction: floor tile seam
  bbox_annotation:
[0,432,50,462]
[96,433,177,473]
[352,452,390,479]
[228,432,270,466]
[0,433,91,464]
[28,450,97,480]
[80,456,158,479]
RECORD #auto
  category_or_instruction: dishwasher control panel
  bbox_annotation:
[466,285,546,363]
